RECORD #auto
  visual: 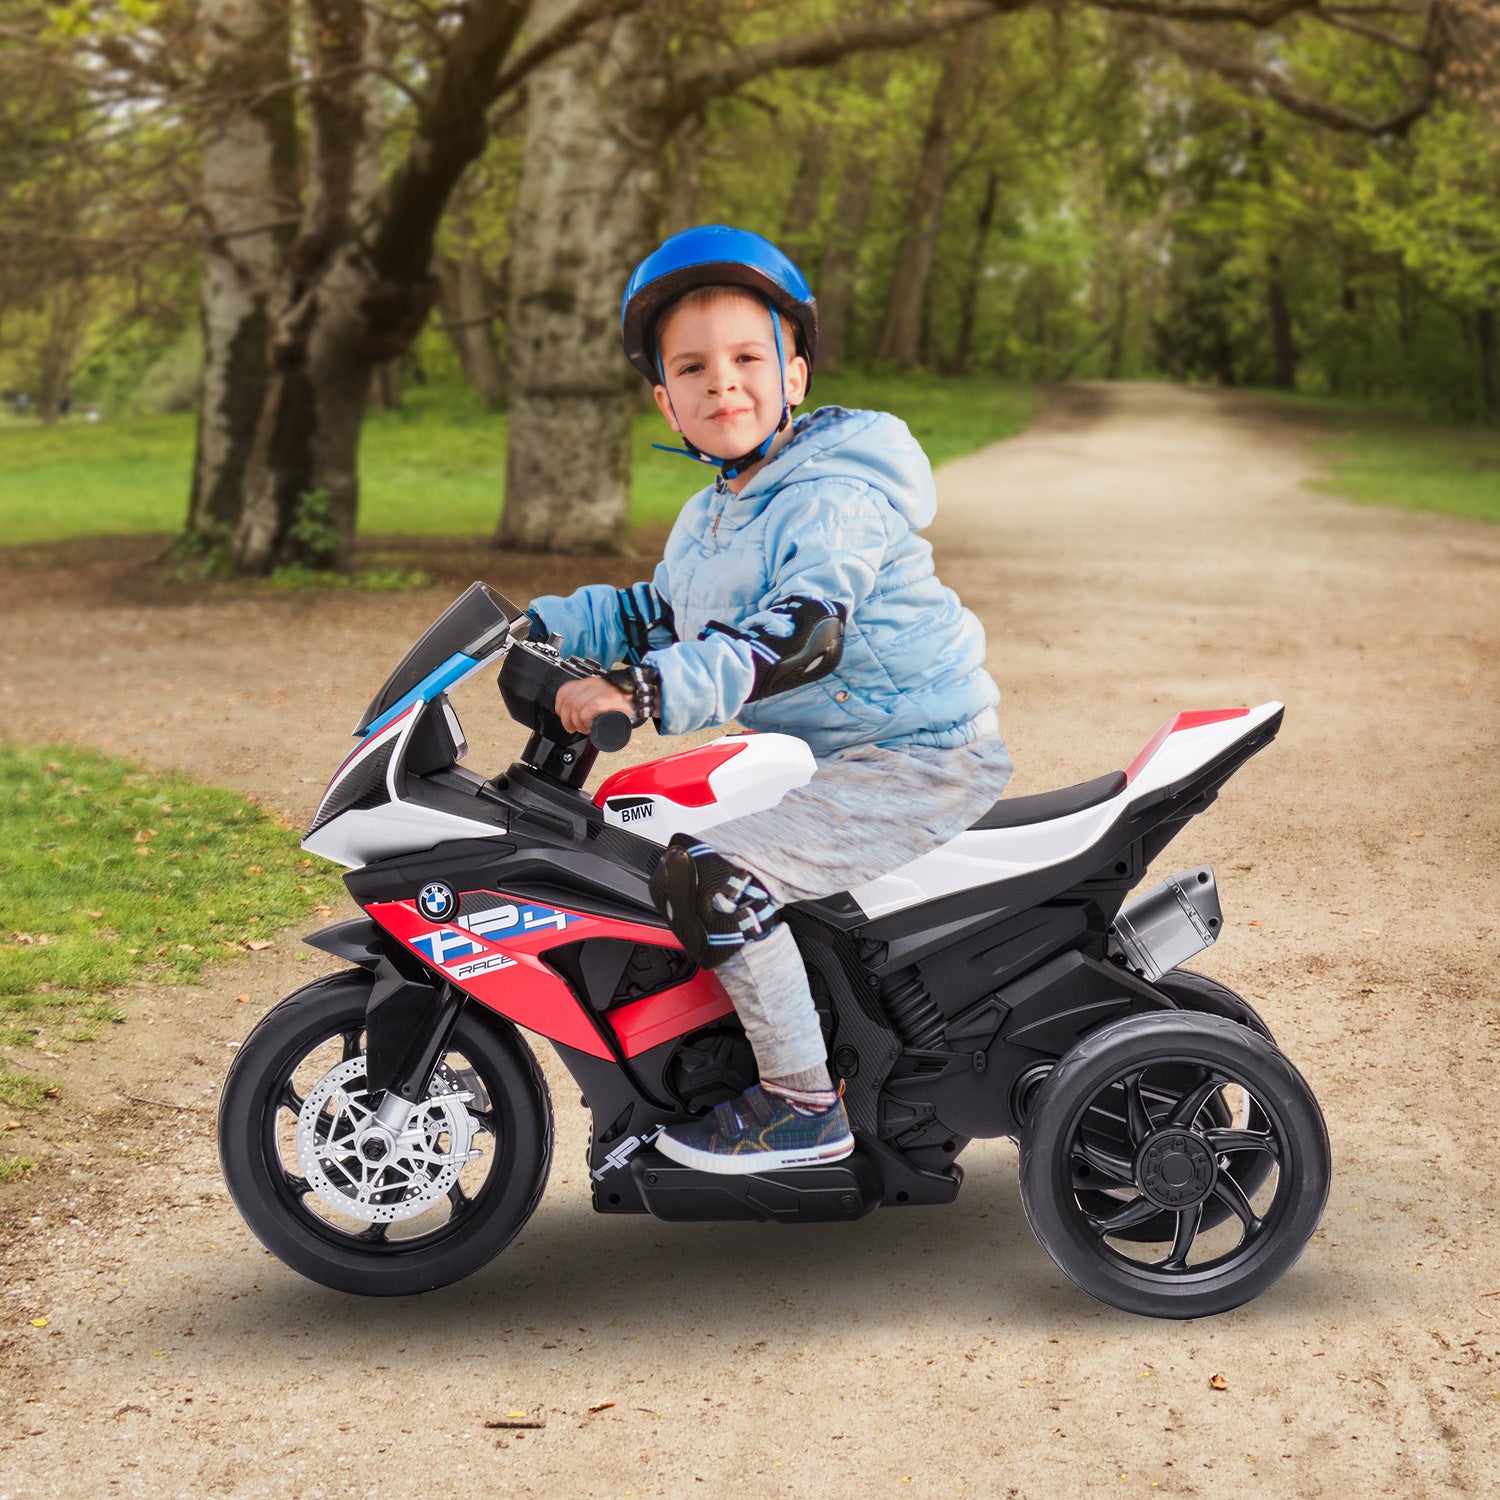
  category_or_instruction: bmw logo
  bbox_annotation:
[417,882,457,922]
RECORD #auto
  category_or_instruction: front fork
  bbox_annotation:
[306,918,468,1142]
[361,960,462,1134]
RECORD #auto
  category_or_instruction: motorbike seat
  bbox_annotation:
[970,770,1127,831]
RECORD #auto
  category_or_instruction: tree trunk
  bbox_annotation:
[952,166,997,375]
[780,124,830,269]
[497,10,666,554]
[229,0,404,574]
[1104,265,1130,382]
[661,110,705,239]
[37,285,85,423]
[1267,256,1297,390]
[875,37,976,368]
[1478,307,1499,424]
[187,0,298,542]
[1397,263,1416,350]
[436,255,506,409]
[817,152,876,375]
[369,360,403,412]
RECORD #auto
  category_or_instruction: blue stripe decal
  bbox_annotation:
[359,652,475,740]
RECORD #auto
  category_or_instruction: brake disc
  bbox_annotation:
[294,1059,479,1223]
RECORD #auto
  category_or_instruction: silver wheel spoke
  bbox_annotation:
[292,1058,480,1227]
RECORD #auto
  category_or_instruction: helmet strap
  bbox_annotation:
[651,297,792,481]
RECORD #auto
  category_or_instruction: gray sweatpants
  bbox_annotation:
[702,735,1013,1084]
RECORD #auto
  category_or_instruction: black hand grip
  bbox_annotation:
[589,711,633,753]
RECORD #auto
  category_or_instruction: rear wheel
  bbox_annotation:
[1019,1013,1329,1319]
[218,971,552,1295]
[1086,970,1276,1242]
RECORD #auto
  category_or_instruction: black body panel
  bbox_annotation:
[304,917,389,967]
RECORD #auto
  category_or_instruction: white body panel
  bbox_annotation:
[305,688,1281,920]
[303,799,509,868]
[847,704,1283,918]
[302,704,507,868]
[596,733,817,841]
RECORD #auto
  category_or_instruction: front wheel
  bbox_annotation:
[218,971,553,1295]
[1019,1012,1329,1319]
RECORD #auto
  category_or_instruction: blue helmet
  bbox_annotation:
[620,224,819,386]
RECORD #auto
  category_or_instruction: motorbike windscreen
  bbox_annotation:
[355,582,526,735]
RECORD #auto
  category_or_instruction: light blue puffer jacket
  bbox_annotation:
[529,406,1000,759]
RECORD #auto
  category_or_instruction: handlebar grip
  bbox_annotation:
[589,711,633,753]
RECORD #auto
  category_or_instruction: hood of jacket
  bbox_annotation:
[722,405,937,530]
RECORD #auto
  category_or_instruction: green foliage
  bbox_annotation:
[288,488,340,568]
[264,565,435,592]
[1352,105,1500,313]
[0,1151,38,1183]
[1,3,196,413]
[0,1072,50,1111]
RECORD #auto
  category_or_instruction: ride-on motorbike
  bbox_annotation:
[218,584,1330,1318]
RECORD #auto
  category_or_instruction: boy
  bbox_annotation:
[528,225,1011,1173]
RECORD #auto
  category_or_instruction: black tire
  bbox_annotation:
[1081,970,1276,1243]
[218,971,553,1296]
[1154,968,1275,1042]
[1019,1012,1329,1319]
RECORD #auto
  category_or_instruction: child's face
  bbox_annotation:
[652,292,808,460]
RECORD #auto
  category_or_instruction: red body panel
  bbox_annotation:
[366,893,733,1060]
[608,972,736,1057]
[593,740,747,809]
[1125,708,1250,784]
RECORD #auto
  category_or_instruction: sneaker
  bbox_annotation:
[654,1084,854,1175]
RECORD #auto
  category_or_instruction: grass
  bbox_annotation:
[0,742,343,1164]
[1271,395,1500,524]
[0,374,1040,546]
[1308,422,1500,524]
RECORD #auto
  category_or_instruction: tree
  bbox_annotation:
[499,0,1455,552]
[0,2,196,420]
[167,0,1460,569]
[497,0,1013,554]
[1353,102,1500,418]
[180,0,648,574]
[875,33,979,368]
[188,0,298,538]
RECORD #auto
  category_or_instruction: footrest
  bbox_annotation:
[630,1148,883,1223]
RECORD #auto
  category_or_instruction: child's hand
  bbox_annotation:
[555,676,636,735]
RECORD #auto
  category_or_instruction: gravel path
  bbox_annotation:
[2,382,1497,1498]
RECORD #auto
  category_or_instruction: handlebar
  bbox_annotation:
[496,637,635,786]
[589,711,634,754]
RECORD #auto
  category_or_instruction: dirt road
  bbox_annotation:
[2,383,1497,1498]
